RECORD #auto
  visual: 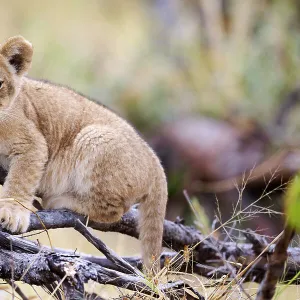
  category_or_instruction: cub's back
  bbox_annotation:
[23,77,119,126]
[20,78,141,157]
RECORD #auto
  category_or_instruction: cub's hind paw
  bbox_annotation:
[0,202,31,233]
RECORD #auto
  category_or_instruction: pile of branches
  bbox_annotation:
[0,206,297,299]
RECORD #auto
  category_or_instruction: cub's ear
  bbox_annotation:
[0,36,33,76]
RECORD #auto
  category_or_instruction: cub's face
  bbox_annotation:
[0,36,33,109]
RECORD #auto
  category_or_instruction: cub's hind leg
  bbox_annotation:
[62,125,144,223]
[43,194,78,211]
[43,193,125,222]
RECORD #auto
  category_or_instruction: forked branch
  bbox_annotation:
[0,207,298,299]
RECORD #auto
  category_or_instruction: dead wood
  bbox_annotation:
[0,207,298,298]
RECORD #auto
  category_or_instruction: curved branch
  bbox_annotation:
[24,208,300,284]
[0,230,203,299]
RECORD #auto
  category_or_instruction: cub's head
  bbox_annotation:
[0,36,33,108]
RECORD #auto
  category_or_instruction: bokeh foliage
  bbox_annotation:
[1,0,300,136]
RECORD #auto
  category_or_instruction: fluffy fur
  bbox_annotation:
[0,36,168,272]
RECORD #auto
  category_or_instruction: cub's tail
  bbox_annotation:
[138,165,168,274]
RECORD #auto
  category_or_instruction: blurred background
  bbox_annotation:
[1,0,300,298]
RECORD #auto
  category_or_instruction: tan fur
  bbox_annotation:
[0,36,168,272]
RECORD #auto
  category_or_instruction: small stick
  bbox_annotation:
[256,225,295,300]
[74,219,141,276]
[6,280,29,300]
[244,229,266,255]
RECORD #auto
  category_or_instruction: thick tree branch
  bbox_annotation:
[0,207,299,298]
[25,208,300,284]
[28,207,215,262]
[0,229,202,299]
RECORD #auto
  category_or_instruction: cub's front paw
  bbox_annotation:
[0,202,31,233]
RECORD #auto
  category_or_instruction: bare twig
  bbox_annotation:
[74,219,141,276]
[256,225,295,300]
[7,280,29,300]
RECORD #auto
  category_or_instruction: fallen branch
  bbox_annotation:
[0,230,203,299]
[0,207,299,298]
[28,207,215,262]
[26,207,300,283]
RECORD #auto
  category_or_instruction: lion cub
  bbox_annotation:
[0,36,168,271]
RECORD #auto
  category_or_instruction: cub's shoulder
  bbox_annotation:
[24,77,110,110]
